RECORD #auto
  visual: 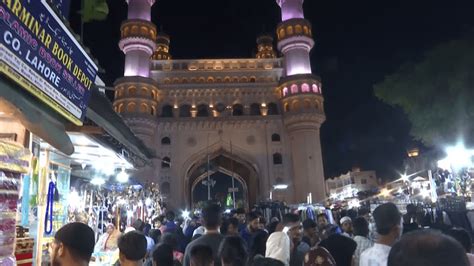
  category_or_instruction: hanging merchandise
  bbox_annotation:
[0,140,31,266]
[44,180,55,235]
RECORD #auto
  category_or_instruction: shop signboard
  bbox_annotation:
[48,0,71,19]
[0,0,98,126]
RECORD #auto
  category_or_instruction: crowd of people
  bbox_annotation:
[49,202,474,266]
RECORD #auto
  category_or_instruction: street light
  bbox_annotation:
[438,143,474,170]
[273,184,289,190]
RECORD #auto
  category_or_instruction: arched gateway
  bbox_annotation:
[184,147,259,209]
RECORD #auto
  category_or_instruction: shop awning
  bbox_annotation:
[0,77,153,165]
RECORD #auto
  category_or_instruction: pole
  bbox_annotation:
[207,133,211,200]
[230,140,236,209]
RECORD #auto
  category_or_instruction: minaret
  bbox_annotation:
[113,0,160,144]
[152,32,171,60]
[276,0,326,202]
[256,35,276,59]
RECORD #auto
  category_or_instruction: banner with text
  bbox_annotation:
[0,0,98,125]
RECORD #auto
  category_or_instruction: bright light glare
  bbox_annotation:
[348,199,360,209]
[117,168,129,183]
[224,209,232,214]
[91,177,105,186]
[68,190,82,211]
[401,174,409,182]
[182,210,190,219]
[380,188,390,197]
[145,198,152,206]
[273,184,288,190]
[420,188,430,198]
[440,144,474,170]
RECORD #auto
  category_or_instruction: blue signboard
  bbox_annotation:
[48,0,71,19]
[0,0,98,125]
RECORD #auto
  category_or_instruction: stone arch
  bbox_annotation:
[250,103,261,116]
[161,104,174,117]
[141,87,148,96]
[118,103,124,113]
[127,102,136,112]
[162,157,171,168]
[250,76,256,83]
[292,100,300,111]
[279,28,285,39]
[303,99,312,110]
[301,83,310,93]
[284,102,290,112]
[179,104,192,117]
[315,100,322,111]
[271,133,281,142]
[197,104,210,117]
[151,90,156,100]
[150,106,156,116]
[128,86,136,96]
[232,104,244,116]
[295,24,303,34]
[290,84,299,94]
[140,103,148,113]
[161,137,171,145]
[286,25,293,35]
[241,76,249,83]
[273,153,283,165]
[267,102,279,115]
[183,145,260,208]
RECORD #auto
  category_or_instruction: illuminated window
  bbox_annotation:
[301,83,310,93]
[283,87,289,96]
[161,137,171,145]
[279,28,285,38]
[291,84,299,94]
[271,134,281,142]
[287,26,293,35]
[127,102,136,112]
[162,157,171,168]
[312,84,319,93]
[273,153,283,165]
[303,26,309,35]
[295,25,302,34]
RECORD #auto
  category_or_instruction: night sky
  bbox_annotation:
[70,0,474,180]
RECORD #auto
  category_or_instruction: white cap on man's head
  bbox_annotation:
[340,216,352,225]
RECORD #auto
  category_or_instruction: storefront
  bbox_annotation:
[0,1,154,265]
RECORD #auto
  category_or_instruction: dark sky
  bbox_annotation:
[70,0,474,180]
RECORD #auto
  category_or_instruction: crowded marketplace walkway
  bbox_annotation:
[48,202,474,266]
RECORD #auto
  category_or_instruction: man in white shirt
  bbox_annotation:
[359,203,402,266]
